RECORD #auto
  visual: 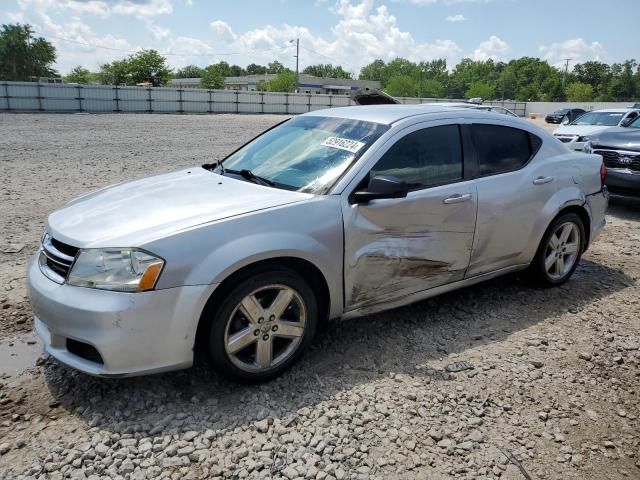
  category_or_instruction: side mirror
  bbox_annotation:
[351,175,408,204]
[561,117,570,125]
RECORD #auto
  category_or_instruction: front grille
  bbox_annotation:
[594,149,640,172]
[39,234,79,283]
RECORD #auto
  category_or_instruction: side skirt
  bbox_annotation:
[340,263,530,320]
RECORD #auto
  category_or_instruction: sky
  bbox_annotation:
[2,0,638,76]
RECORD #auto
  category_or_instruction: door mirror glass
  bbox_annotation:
[351,175,408,203]
[561,116,570,125]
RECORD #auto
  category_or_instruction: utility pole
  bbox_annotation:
[292,38,300,93]
[562,58,571,88]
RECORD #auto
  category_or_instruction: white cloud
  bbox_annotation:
[209,20,237,43]
[223,0,462,72]
[539,38,604,69]
[16,0,173,18]
[472,35,509,61]
[112,0,173,17]
[446,14,465,22]
[144,19,171,41]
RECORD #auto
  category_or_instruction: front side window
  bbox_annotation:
[369,125,463,190]
[471,124,539,176]
[629,116,640,128]
[221,116,388,194]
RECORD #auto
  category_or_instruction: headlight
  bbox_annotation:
[577,136,590,142]
[67,248,164,292]
[583,141,593,153]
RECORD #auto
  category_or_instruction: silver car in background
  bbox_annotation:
[28,106,609,383]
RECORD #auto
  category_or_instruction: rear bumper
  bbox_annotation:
[585,187,609,246]
[28,255,216,377]
[605,169,640,197]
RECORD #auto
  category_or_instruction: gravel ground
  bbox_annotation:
[0,113,639,480]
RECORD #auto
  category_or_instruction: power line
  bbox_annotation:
[34,30,294,57]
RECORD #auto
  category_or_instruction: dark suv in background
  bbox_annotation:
[586,116,640,197]
[545,108,586,124]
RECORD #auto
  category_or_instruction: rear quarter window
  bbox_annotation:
[471,124,541,176]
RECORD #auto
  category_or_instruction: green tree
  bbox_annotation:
[0,23,57,81]
[246,63,267,75]
[199,64,225,89]
[64,66,93,84]
[466,81,494,100]
[99,49,171,85]
[126,49,171,85]
[267,71,297,92]
[419,78,445,98]
[565,82,593,101]
[267,61,288,74]
[98,59,130,85]
[358,59,386,82]
[384,75,417,97]
[303,63,352,79]
[174,65,204,78]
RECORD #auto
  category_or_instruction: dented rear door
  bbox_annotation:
[341,122,478,312]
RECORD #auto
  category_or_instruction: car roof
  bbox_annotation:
[303,104,504,125]
[590,108,638,113]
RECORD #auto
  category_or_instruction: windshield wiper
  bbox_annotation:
[225,168,274,187]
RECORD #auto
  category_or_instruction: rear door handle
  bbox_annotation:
[443,193,472,204]
[533,176,554,185]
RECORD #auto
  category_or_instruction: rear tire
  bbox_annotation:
[529,213,585,287]
[206,268,318,383]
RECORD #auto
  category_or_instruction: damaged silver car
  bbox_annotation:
[28,105,608,382]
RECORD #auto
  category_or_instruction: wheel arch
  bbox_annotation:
[194,256,331,357]
[553,204,591,250]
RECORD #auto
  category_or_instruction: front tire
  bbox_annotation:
[530,213,585,287]
[206,269,318,383]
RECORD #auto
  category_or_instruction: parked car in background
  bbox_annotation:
[545,108,586,124]
[28,106,608,383]
[585,115,640,197]
[553,108,640,151]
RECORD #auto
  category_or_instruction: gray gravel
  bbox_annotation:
[0,113,639,480]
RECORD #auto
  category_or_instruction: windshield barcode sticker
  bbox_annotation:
[321,137,365,153]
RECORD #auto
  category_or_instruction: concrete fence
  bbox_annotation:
[0,81,528,116]
[0,81,356,114]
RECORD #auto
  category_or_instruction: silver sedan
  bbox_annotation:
[28,105,609,382]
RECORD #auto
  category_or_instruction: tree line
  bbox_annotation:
[2,23,639,101]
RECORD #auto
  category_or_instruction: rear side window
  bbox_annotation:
[471,124,540,176]
[370,125,463,190]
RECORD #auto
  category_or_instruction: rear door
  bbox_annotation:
[341,122,478,311]
[466,122,558,277]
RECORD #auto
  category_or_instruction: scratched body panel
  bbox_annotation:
[342,181,478,310]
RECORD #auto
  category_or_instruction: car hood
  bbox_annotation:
[47,168,312,248]
[590,128,640,151]
[553,124,611,136]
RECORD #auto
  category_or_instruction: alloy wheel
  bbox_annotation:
[223,284,306,372]
[544,222,580,280]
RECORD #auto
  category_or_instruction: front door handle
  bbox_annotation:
[533,176,554,185]
[443,193,472,204]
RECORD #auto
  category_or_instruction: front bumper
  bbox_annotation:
[605,169,640,197]
[28,255,216,377]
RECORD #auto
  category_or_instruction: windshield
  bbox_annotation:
[220,116,388,194]
[570,111,625,126]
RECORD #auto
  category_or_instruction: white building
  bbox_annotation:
[169,74,380,95]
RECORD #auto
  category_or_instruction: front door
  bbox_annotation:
[341,123,478,311]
